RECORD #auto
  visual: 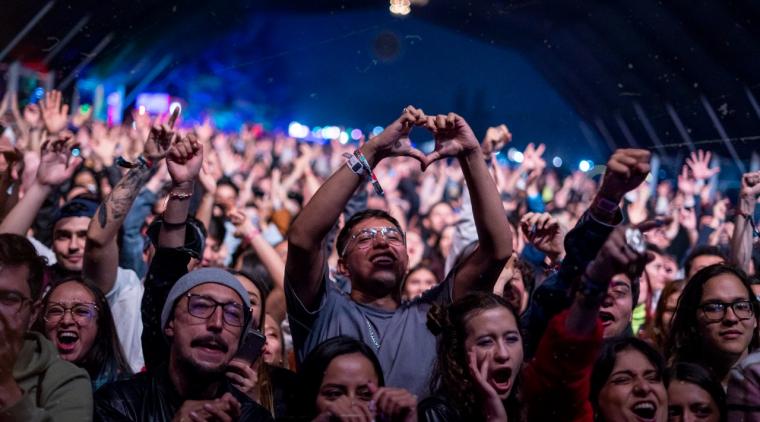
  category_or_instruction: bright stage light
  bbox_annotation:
[372,126,384,136]
[552,156,563,167]
[579,160,593,172]
[321,126,341,140]
[351,129,363,140]
[288,122,310,138]
[339,131,349,144]
[169,102,181,115]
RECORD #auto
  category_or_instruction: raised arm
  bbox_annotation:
[84,112,177,293]
[159,133,203,248]
[418,113,512,298]
[229,208,287,322]
[0,137,81,235]
[732,172,760,272]
[286,106,427,310]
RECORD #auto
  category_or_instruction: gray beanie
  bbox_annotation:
[160,268,252,334]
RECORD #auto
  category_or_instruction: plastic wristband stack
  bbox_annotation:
[353,149,384,196]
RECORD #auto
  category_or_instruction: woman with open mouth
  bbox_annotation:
[591,337,669,422]
[665,264,760,386]
[36,277,132,391]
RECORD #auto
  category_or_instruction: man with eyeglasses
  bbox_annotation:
[94,267,272,421]
[0,233,91,421]
[285,107,512,398]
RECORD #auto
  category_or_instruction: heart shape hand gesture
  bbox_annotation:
[368,106,481,171]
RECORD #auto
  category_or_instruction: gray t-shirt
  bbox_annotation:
[286,269,453,398]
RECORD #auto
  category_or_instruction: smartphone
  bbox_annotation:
[234,329,266,365]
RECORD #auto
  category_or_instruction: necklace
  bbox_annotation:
[364,316,381,350]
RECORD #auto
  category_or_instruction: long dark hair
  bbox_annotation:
[667,362,726,422]
[298,336,385,419]
[590,337,666,419]
[665,264,759,367]
[35,278,132,384]
[427,292,522,420]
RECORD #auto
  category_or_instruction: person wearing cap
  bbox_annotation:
[83,111,196,375]
[94,267,273,421]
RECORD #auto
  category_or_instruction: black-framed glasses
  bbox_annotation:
[43,302,99,325]
[0,291,33,315]
[341,227,405,256]
[698,300,755,322]
[186,294,246,327]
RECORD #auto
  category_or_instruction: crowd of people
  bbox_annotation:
[0,88,759,421]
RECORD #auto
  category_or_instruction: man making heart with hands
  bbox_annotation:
[286,106,512,398]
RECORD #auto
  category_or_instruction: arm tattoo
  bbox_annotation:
[98,166,151,228]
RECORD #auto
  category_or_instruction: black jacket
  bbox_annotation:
[94,365,273,421]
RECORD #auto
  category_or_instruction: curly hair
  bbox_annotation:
[427,292,522,420]
[665,264,759,367]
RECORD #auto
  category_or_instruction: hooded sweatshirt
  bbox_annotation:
[1,331,92,422]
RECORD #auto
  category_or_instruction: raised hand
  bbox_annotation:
[685,149,720,180]
[228,208,259,238]
[679,206,697,231]
[677,165,697,197]
[194,117,214,142]
[40,90,70,134]
[740,171,760,201]
[167,132,203,185]
[144,106,179,161]
[71,105,93,128]
[368,382,417,422]
[23,103,41,129]
[585,222,655,284]
[421,112,480,170]
[521,143,546,171]
[197,159,218,195]
[482,124,512,155]
[36,136,82,186]
[520,212,565,262]
[598,149,651,203]
[366,105,427,165]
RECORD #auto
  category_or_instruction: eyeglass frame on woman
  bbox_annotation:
[185,293,247,327]
[0,291,34,315]
[340,226,406,257]
[697,300,755,323]
[43,302,99,324]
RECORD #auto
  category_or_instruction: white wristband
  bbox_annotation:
[343,153,366,176]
